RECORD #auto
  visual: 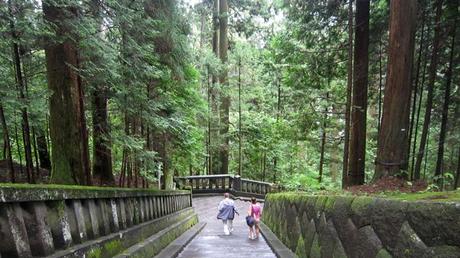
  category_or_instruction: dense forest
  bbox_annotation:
[0,0,458,191]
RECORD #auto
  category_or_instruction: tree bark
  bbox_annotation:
[342,0,353,188]
[43,0,90,185]
[348,0,369,186]
[92,88,113,185]
[219,0,229,174]
[374,0,418,180]
[413,0,443,180]
[0,104,15,182]
[434,14,456,190]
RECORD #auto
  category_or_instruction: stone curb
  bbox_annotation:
[154,222,206,258]
[259,221,296,258]
[114,213,198,258]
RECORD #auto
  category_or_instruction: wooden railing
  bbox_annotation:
[174,175,272,199]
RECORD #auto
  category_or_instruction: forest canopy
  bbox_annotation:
[0,0,459,192]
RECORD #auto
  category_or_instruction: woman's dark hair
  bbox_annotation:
[251,197,257,204]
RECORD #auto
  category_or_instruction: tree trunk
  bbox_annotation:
[348,0,369,186]
[0,104,15,182]
[454,147,460,190]
[319,95,328,183]
[413,0,443,180]
[434,15,456,190]
[43,0,90,185]
[238,58,242,176]
[219,0,229,174]
[374,0,418,180]
[90,0,113,186]
[36,128,51,170]
[9,0,35,183]
[31,127,40,177]
[377,39,383,135]
[342,0,353,188]
[407,8,426,180]
[207,68,212,175]
[92,88,113,185]
[210,0,220,174]
[411,23,431,179]
[14,121,23,174]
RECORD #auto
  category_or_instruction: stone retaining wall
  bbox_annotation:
[263,193,460,258]
[0,184,192,258]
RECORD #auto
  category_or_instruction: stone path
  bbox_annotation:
[177,196,277,258]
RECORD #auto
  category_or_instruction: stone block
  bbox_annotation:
[21,202,54,256]
[86,199,101,238]
[370,199,408,251]
[45,201,72,249]
[98,199,111,235]
[355,225,383,258]
[0,203,32,257]
[406,201,460,247]
[110,199,120,232]
[117,199,127,229]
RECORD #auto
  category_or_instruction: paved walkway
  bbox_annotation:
[177,196,276,258]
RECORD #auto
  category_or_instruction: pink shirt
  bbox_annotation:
[250,204,261,221]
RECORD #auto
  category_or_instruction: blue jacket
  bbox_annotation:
[217,198,237,220]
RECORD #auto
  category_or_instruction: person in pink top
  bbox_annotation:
[247,197,262,239]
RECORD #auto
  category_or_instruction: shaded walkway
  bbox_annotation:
[177,196,276,258]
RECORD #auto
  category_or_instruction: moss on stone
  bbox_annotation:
[103,239,123,257]
[350,196,375,215]
[376,249,393,258]
[88,247,102,258]
[385,190,460,202]
[295,235,307,258]
[310,233,321,258]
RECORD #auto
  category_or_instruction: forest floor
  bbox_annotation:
[0,160,50,183]
[347,176,428,194]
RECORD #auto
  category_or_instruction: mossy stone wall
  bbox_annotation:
[0,184,193,258]
[263,193,460,258]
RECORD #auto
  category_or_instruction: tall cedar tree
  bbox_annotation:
[219,0,229,174]
[8,0,35,183]
[342,0,353,188]
[435,1,457,189]
[210,0,220,174]
[348,0,369,186]
[413,0,443,180]
[90,0,114,186]
[374,0,417,179]
[43,0,91,185]
[0,104,15,182]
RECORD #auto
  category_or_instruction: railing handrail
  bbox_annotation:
[240,178,273,186]
[174,175,273,199]
[175,174,233,179]
[175,175,273,186]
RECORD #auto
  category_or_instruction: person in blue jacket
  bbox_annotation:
[217,193,238,235]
